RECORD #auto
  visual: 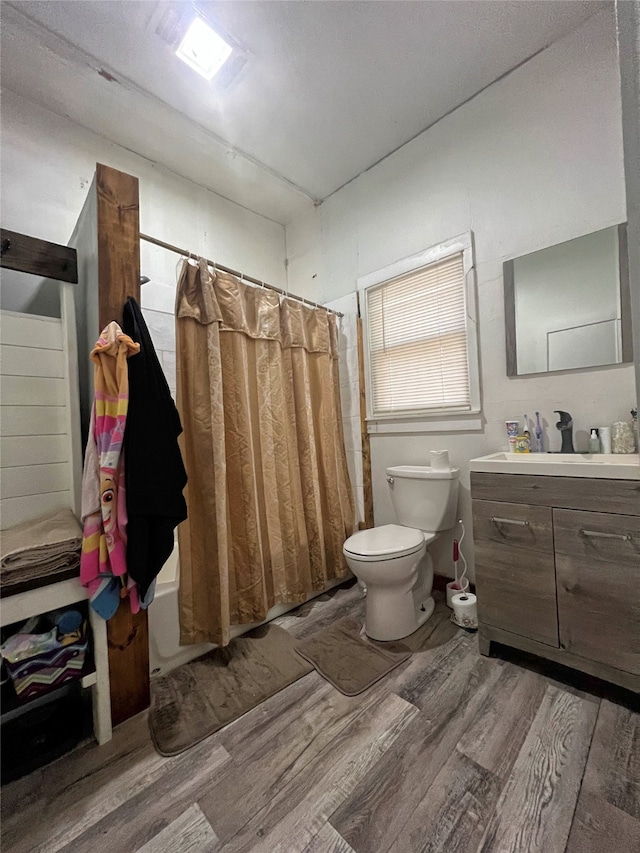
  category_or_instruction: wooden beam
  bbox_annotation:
[94,163,150,728]
[0,228,78,283]
[96,165,141,326]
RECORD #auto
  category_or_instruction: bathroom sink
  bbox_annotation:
[469,452,640,480]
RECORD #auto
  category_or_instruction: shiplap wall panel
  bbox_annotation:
[1,492,72,530]
[1,463,70,499]
[1,375,67,406]
[0,344,65,378]
[1,435,68,467]
[1,308,77,530]
[0,312,63,350]
[0,406,67,436]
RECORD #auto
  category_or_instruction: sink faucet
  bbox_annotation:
[554,410,574,453]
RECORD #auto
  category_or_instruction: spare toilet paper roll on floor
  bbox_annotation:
[451,592,478,629]
[430,450,450,471]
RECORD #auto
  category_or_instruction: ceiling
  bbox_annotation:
[1,1,608,223]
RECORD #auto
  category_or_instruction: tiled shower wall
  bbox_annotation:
[139,284,178,398]
[138,240,182,396]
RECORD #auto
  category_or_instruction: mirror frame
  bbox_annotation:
[503,223,633,377]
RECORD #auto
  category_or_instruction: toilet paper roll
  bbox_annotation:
[446,581,465,608]
[430,450,450,471]
[446,578,469,610]
[451,592,478,630]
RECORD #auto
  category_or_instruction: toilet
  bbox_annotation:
[343,464,460,641]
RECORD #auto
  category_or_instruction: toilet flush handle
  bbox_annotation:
[387,476,395,485]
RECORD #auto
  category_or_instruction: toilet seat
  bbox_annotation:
[343,524,434,562]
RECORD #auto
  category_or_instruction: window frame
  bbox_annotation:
[358,232,481,428]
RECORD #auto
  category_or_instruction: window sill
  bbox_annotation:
[367,414,483,435]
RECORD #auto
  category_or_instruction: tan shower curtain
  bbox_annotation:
[175,259,355,646]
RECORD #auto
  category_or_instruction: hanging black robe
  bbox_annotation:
[122,296,187,600]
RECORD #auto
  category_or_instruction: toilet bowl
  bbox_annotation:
[343,464,459,641]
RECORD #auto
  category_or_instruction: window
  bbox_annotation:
[360,233,479,422]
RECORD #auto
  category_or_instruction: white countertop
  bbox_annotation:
[469,451,640,480]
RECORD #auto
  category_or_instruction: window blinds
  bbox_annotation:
[366,252,470,416]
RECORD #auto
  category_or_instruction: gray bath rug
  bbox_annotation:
[149,624,313,756]
[295,616,412,695]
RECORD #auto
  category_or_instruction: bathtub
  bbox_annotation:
[148,543,351,677]
[148,543,212,677]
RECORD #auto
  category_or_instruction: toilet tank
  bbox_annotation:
[386,465,460,532]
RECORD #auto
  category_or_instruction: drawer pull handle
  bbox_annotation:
[491,517,530,527]
[580,529,632,542]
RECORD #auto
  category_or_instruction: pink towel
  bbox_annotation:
[80,322,141,616]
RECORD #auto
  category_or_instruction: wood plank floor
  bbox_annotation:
[2,582,638,853]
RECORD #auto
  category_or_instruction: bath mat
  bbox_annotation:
[295,616,412,695]
[149,624,313,756]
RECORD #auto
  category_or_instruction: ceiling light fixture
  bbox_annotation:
[176,16,233,81]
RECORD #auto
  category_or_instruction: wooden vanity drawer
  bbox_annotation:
[471,472,640,515]
[473,500,558,646]
[554,509,640,675]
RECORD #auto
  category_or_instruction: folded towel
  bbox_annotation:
[1,508,82,590]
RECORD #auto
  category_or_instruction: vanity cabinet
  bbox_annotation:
[471,500,557,646]
[471,473,640,692]
[554,508,640,675]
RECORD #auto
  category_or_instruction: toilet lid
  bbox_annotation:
[343,524,425,559]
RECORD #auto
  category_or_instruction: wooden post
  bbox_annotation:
[95,163,150,727]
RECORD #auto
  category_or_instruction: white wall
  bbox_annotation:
[616,0,640,412]
[0,309,76,528]
[1,86,294,424]
[0,89,290,322]
[286,10,637,580]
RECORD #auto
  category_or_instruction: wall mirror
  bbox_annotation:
[504,224,632,376]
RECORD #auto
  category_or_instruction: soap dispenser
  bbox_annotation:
[588,429,600,454]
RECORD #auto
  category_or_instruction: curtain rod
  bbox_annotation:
[139,232,342,317]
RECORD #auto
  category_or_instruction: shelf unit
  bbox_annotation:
[1,577,112,744]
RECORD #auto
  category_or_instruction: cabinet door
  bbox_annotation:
[473,499,558,646]
[554,509,640,675]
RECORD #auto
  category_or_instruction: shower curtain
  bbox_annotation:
[175,259,355,646]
